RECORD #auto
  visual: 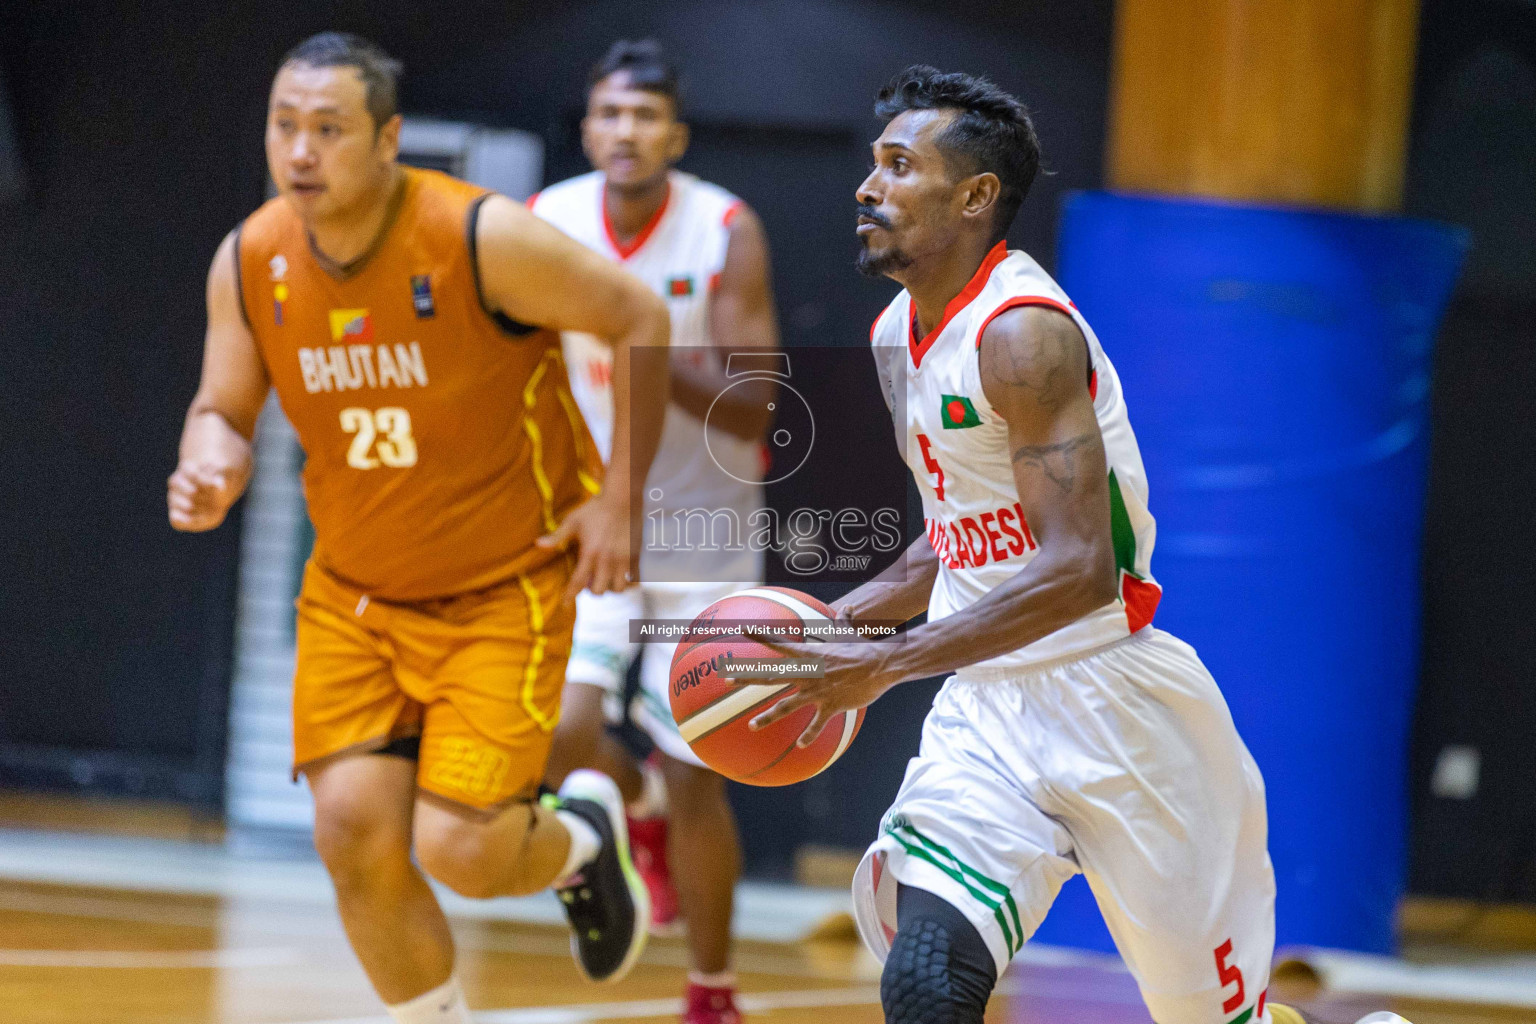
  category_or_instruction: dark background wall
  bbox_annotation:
[1,0,1532,899]
[1405,0,1536,904]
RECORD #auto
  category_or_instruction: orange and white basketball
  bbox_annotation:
[668,587,865,786]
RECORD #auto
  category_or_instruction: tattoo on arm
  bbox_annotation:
[982,313,1080,408]
[1011,432,1095,494]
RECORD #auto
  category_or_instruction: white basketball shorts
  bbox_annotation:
[853,628,1277,1024]
[567,581,747,768]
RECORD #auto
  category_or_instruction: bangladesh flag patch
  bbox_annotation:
[941,394,981,429]
[667,275,694,297]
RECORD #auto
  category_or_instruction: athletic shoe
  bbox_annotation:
[628,813,682,934]
[683,980,742,1024]
[1353,1015,1412,1024]
[551,770,651,984]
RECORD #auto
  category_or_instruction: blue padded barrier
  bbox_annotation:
[1028,193,1466,955]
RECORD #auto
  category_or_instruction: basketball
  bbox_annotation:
[668,587,865,786]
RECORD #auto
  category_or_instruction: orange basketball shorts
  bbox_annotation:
[291,557,574,812]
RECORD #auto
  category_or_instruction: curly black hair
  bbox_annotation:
[876,65,1041,241]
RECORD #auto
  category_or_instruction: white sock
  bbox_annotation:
[626,760,669,819]
[688,970,737,989]
[385,975,472,1024]
[554,809,601,885]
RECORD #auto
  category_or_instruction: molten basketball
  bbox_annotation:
[669,587,865,786]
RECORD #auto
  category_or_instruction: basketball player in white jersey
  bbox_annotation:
[749,67,1410,1024]
[530,41,779,1024]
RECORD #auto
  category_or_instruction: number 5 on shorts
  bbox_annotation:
[1214,938,1245,1014]
[340,406,418,469]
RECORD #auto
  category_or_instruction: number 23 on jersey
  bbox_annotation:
[340,407,418,469]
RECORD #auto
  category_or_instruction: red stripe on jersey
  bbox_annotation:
[976,295,1098,400]
[1121,573,1162,632]
[909,240,1009,369]
[709,271,722,293]
[974,295,1076,350]
[722,199,745,228]
[602,181,671,260]
[525,190,541,210]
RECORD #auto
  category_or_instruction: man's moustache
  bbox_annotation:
[856,205,893,229]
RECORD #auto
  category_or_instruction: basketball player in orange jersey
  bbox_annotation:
[532,40,779,1024]
[167,33,671,1024]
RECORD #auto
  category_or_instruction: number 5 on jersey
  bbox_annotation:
[340,407,417,469]
[917,432,946,501]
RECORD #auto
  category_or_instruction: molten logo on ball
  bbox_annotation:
[669,587,864,787]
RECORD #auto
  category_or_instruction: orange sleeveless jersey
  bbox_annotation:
[236,167,602,602]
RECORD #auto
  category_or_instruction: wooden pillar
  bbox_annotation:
[1107,0,1420,213]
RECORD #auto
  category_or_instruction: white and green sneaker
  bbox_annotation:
[550,770,650,984]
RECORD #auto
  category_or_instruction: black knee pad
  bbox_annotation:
[880,884,997,1024]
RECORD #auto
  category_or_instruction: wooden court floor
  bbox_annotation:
[0,879,1531,1024]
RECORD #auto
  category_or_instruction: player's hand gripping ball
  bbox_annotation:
[669,587,864,786]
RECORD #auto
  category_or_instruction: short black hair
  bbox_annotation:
[588,39,681,110]
[282,32,402,132]
[875,65,1041,242]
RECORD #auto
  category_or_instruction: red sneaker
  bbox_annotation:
[627,813,681,934]
[683,981,741,1024]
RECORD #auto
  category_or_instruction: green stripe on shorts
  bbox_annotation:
[893,821,1026,950]
[637,685,679,734]
[570,642,629,678]
[884,822,1023,956]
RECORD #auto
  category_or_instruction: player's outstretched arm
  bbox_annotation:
[473,195,671,598]
[168,230,270,533]
[751,305,1117,745]
[671,204,780,441]
[832,533,939,627]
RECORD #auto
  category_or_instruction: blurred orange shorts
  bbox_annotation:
[290,557,574,812]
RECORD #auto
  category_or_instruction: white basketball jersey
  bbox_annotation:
[530,170,762,579]
[871,243,1162,673]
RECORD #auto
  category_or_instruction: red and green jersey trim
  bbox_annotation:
[1107,469,1161,632]
[908,241,1009,369]
[974,296,1100,403]
[601,181,671,261]
[1225,993,1268,1024]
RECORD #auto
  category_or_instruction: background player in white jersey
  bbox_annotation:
[748,67,1409,1024]
[530,41,780,1024]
